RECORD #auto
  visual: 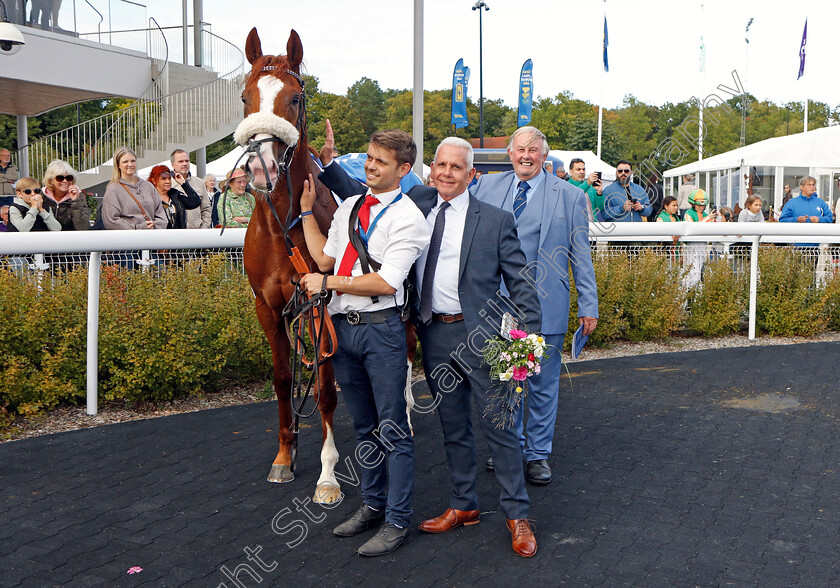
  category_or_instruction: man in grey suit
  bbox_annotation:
[471,126,598,485]
[319,129,541,557]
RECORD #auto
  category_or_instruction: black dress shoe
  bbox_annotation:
[525,459,552,485]
[485,456,494,471]
[358,522,409,556]
[334,504,385,537]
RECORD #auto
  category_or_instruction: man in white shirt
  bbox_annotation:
[299,129,430,557]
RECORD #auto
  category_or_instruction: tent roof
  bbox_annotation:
[664,126,840,178]
[549,150,617,181]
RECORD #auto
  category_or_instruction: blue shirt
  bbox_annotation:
[601,180,652,222]
[511,170,545,205]
[779,193,834,246]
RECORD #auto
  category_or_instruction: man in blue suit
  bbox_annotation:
[470,126,598,485]
[318,128,542,557]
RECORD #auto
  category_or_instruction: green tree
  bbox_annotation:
[347,77,385,137]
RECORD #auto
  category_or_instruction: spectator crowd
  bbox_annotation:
[0,145,251,233]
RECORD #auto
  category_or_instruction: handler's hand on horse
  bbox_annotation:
[301,173,317,211]
[301,272,326,296]
[319,119,336,166]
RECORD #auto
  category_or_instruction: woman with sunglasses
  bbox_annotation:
[42,160,91,231]
[101,147,167,230]
[7,177,62,232]
[147,165,201,229]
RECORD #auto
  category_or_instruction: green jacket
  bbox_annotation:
[567,177,604,213]
[221,189,254,228]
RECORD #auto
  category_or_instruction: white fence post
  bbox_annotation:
[748,236,759,341]
[87,252,101,415]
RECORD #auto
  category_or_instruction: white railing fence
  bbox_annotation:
[2,224,840,415]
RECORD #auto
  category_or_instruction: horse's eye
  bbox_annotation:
[291,95,301,106]
[241,95,246,104]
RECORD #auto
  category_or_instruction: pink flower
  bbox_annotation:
[509,329,527,340]
[534,365,541,374]
[127,567,143,575]
[512,366,528,381]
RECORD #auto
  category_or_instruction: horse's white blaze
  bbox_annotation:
[258,76,285,113]
[317,422,339,488]
[233,76,300,148]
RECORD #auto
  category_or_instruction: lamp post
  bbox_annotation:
[472,1,489,148]
[740,17,753,148]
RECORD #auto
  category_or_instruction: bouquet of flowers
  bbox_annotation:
[482,329,548,429]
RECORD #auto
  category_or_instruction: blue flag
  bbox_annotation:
[797,19,807,80]
[603,17,609,73]
[517,59,533,127]
[451,58,470,128]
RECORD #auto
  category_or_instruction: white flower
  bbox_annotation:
[499,370,513,382]
[534,346,544,359]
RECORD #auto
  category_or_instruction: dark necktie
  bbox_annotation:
[420,201,450,325]
[336,194,380,278]
[513,181,530,219]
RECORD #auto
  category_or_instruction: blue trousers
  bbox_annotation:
[419,320,530,520]
[331,314,414,527]
[514,333,564,462]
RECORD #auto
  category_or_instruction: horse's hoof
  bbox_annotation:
[267,464,295,483]
[313,483,343,504]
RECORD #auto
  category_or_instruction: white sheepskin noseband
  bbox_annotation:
[234,112,300,147]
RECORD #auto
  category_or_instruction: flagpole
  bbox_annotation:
[597,0,606,159]
[698,2,705,161]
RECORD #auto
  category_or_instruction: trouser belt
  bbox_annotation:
[432,313,464,323]
[333,307,399,326]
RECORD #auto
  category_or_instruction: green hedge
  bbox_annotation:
[2,246,839,421]
[0,255,271,420]
[568,245,840,347]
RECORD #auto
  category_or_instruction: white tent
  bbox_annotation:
[663,126,840,211]
[549,150,617,181]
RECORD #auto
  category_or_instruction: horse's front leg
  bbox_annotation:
[256,297,295,483]
[313,350,342,504]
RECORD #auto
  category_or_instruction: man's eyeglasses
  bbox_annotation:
[21,188,42,195]
[55,175,75,183]
[617,169,631,174]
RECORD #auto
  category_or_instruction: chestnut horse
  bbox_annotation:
[236,28,341,504]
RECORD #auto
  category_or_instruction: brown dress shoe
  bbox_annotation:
[506,518,537,558]
[418,508,480,533]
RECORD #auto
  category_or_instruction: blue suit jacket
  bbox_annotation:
[470,171,598,335]
[319,164,541,343]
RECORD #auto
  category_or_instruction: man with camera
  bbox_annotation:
[170,149,212,228]
[566,158,604,218]
[601,160,652,222]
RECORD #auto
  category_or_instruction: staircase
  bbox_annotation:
[19,19,245,190]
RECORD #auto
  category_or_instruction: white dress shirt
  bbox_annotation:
[415,190,469,314]
[324,187,430,314]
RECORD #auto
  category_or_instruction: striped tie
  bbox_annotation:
[513,181,530,219]
[420,201,450,325]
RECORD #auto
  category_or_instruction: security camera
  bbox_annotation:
[0,6,25,56]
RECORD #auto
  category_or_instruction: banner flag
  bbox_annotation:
[797,19,807,80]
[603,17,609,72]
[517,59,533,127]
[451,58,470,128]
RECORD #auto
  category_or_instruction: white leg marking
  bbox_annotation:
[405,359,415,436]
[317,422,339,488]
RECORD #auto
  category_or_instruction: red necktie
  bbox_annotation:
[336,194,380,280]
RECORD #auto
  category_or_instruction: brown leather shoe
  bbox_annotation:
[418,508,480,533]
[506,518,537,558]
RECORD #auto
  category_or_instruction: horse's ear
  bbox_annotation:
[286,29,303,70]
[245,28,263,65]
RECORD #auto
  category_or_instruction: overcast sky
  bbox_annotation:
[149,0,835,111]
